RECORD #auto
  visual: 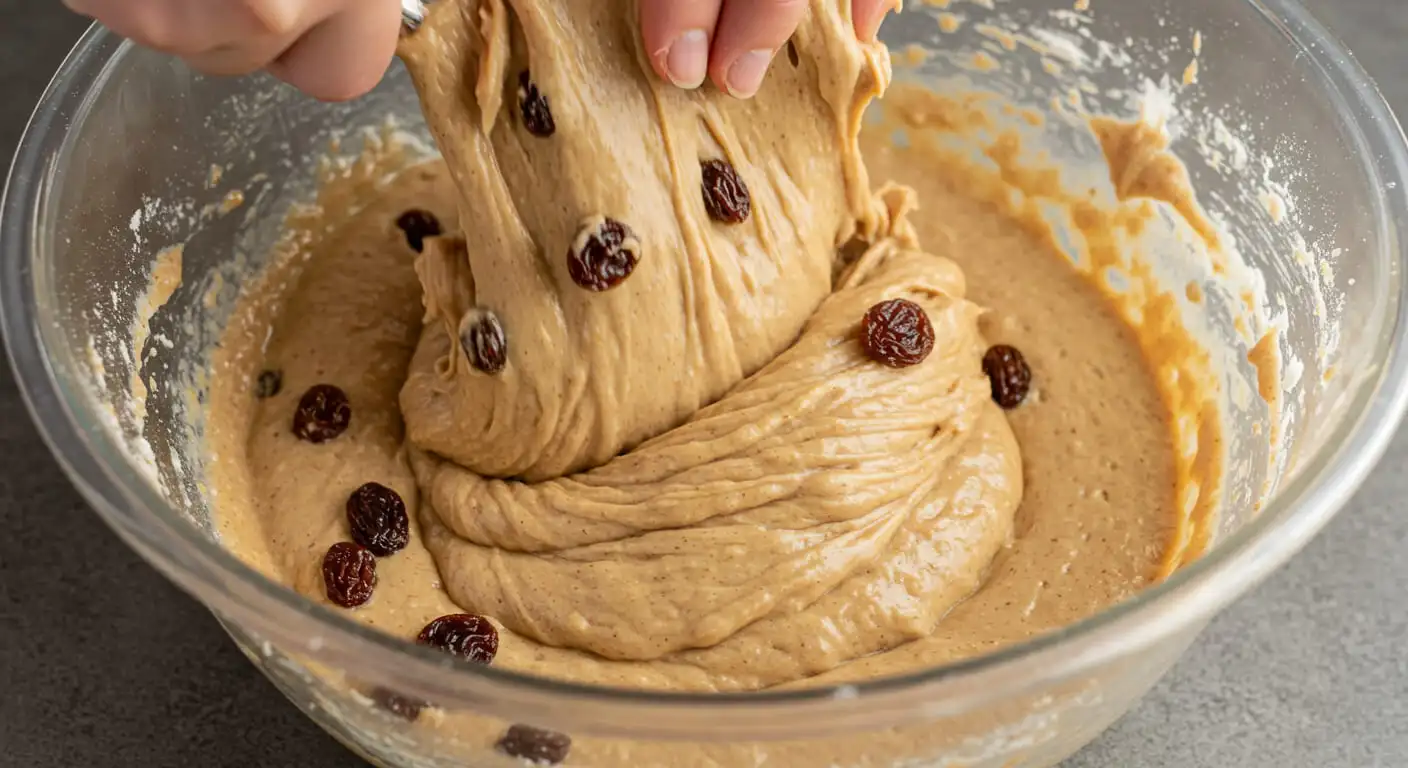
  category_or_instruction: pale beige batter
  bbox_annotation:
[205,0,1214,761]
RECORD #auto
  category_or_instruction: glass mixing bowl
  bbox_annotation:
[4,0,1408,766]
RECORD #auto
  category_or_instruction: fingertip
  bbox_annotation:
[708,0,807,98]
[640,0,722,89]
[268,2,401,101]
[855,0,899,43]
[248,0,304,37]
[268,52,391,102]
[661,29,710,90]
[270,43,393,101]
[715,49,773,99]
[278,68,382,102]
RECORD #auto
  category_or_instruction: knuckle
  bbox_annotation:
[246,0,303,36]
[119,3,198,54]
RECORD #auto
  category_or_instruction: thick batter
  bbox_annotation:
[206,0,1211,761]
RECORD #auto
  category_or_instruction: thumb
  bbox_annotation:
[266,0,404,101]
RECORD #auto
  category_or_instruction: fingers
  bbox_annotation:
[640,0,722,90]
[642,0,899,100]
[708,0,809,98]
[62,0,400,101]
[266,0,404,101]
[853,0,899,43]
[182,0,309,77]
[63,0,274,55]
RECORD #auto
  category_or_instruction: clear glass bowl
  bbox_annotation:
[4,0,1408,766]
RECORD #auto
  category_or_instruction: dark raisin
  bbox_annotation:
[497,724,572,765]
[786,39,801,68]
[839,236,871,266]
[983,344,1032,409]
[861,298,935,368]
[370,687,425,721]
[396,209,442,253]
[701,159,752,224]
[418,614,499,664]
[321,542,377,608]
[292,384,352,443]
[567,217,640,291]
[346,482,410,556]
[517,70,556,138]
[255,370,282,399]
[459,308,508,375]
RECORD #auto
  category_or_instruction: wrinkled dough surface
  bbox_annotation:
[385,0,1022,687]
[397,0,890,481]
[415,243,1021,682]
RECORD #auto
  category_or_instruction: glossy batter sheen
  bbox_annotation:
[209,0,1178,729]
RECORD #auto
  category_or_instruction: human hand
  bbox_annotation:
[641,0,899,99]
[62,0,404,101]
[64,1,896,103]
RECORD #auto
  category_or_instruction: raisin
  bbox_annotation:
[983,344,1032,409]
[459,307,508,375]
[701,159,752,224]
[321,542,377,608]
[786,39,801,68]
[517,70,556,138]
[345,482,410,556]
[861,298,935,368]
[839,236,870,266]
[292,384,352,443]
[418,614,499,664]
[255,370,282,399]
[497,724,572,765]
[370,687,425,721]
[396,209,442,253]
[567,217,640,291]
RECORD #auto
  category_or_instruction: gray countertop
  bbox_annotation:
[2,1,1406,766]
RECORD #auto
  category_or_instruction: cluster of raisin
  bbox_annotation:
[267,379,411,610]
[368,613,501,726]
[276,379,562,754]
[516,64,759,305]
[386,612,571,763]
[395,210,514,377]
[321,477,412,610]
[274,375,566,756]
[262,56,796,768]
[856,299,1034,409]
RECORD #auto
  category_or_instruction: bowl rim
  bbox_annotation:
[5,0,1408,740]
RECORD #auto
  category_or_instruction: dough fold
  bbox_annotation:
[398,0,891,480]
[396,0,1023,687]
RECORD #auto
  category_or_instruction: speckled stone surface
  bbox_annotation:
[1,1,1406,766]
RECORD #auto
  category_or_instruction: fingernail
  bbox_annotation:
[663,29,709,89]
[725,49,773,99]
